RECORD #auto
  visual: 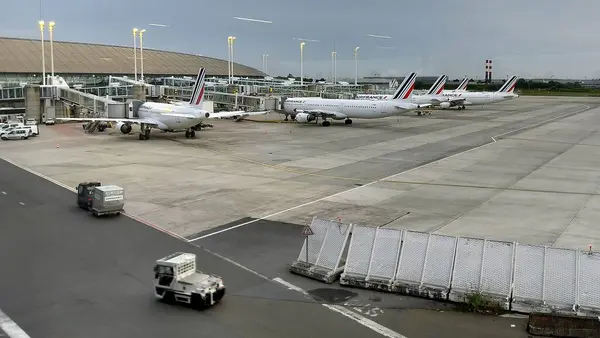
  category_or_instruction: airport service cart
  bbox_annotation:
[76,182,124,217]
[153,252,226,308]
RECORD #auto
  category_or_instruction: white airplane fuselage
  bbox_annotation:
[407,94,450,105]
[440,91,519,105]
[283,98,416,119]
[137,102,208,130]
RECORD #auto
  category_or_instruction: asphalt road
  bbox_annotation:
[193,219,532,338]
[0,159,385,338]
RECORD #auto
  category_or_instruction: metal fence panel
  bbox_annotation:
[451,237,485,292]
[544,247,577,308]
[513,244,545,303]
[422,234,457,288]
[480,240,515,298]
[315,221,352,270]
[578,252,600,311]
[297,217,329,264]
[343,225,377,278]
[395,231,429,283]
[367,228,402,281]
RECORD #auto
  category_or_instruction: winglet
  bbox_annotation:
[427,74,447,95]
[497,75,517,93]
[188,68,206,106]
[392,72,417,100]
[455,77,470,91]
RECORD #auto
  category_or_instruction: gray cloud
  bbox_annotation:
[1,0,600,78]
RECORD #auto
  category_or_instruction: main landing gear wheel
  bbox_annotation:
[139,127,150,140]
[185,131,196,138]
[345,119,352,125]
[322,120,331,127]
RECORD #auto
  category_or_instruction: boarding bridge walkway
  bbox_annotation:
[57,87,126,118]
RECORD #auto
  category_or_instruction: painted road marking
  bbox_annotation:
[0,308,31,338]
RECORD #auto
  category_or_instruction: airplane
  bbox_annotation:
[56,68,268,140]
[404,75,475,115]
[439,75,519,109]
[357,76,470,101]
[281,72,424,126]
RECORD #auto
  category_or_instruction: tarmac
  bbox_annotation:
[0,149,530,338]
[0,97,582,337]
[0,159,385,338]
[0,96,598,250]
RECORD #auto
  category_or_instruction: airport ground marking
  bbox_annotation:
[0,156,405,338]
[272,278,407,338]
[0,308,31,338]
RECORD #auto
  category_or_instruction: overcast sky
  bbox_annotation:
[2,0,600,79]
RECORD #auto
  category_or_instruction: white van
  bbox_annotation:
[25,118,38,125]
[1,128,30,140]
[21,125,38,136]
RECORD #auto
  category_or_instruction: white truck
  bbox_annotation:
[153,252,226,308]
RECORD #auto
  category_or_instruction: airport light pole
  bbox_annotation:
[139,29,146,83]
[300,42,305,86]
[228,36,236,84]
[333,51,337,84]
[231,36,236,83]
[262,53,269,74]
[38,20,46,85]
[133,28,138,81]
[227,37,231,83]
[354,47,359,85]
[48,21,55,80]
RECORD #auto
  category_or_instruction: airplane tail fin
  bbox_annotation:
[497,75,518,93]
[188,68,206,107]
[455,77,470,91]
[392,72,417,100]
[426,74,447,95]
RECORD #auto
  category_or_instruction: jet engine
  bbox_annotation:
[295,112,315,123]
[116,122,132,134]
[439,102,451,108]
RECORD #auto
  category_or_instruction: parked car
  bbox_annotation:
[1,128,30,140]
[45,118,55,125]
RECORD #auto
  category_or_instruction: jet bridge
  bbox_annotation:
[57,87,126,118]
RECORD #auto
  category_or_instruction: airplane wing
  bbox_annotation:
[209,110,269,120]
[55,117,159,127]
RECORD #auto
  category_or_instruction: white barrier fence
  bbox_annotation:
[290,217,352,283]
[291,218,600,314]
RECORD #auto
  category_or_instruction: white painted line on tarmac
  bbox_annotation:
[272,277,309,295]
[189,104,594,242]
[0,157,76,193]
[0,308,31,338]
[272,278,406,338]
[324,305,407,338]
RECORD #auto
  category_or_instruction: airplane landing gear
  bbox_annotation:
[322,120,331,127]
[345,119,352,125]
[139,124,151,140]
[185,130,196,138]
[458,105,466,110]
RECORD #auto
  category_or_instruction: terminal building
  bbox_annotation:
[0,37,265,87]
